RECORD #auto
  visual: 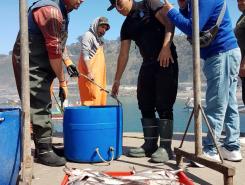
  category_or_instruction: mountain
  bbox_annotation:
[0,54,19,102]
[67,35,195,85]
[0,55,16,87]
[0,35,196,91]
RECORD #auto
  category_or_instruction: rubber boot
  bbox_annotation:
[35,137,67,167]
[151,119,173,163]
[128,118,158,157]
[33,126,66,166]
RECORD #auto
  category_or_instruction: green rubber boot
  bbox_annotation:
[33,126,66,167]
[151,119,173,163]
[35,138,67,166]
[128,118,158,157]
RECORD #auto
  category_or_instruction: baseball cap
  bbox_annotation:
[98,17,110,30]
[107,0,116,11]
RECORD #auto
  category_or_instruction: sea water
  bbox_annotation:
[53,96,245,133]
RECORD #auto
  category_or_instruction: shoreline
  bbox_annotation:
[0,84,244,105]
[114,85,244,103]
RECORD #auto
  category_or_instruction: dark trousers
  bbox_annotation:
[12,34,56,140]
[241,77,245,105]
[137,59,178,120]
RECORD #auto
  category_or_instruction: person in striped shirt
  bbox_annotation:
[77,17,110,106]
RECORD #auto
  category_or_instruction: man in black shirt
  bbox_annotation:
[108,0,178,163]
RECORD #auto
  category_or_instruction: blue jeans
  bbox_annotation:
[203,48,241,153]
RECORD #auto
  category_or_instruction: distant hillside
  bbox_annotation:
[0,55,16,87]
[67,35,195,85]
[0,54,19,101]
[0,35,197,90]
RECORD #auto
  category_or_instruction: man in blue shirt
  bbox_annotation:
[162,0,242,162]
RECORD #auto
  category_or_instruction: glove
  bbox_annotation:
[64,59,79,77]
[59,81,68,103]
[67,64,79,77]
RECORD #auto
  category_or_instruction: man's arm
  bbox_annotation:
[155,8,175,45]
[146,0,174,67]
[63,46,79,77]
[80,33,94,80]
[112,40,131,96]
[33,6,65,82]
[33,6,67,101]
[155,9,175,67]
[63,47,72,65]
[162,0,215,36]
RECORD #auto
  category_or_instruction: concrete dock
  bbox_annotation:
[31,132,245,185]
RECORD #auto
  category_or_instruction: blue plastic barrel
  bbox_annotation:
[0,108,21,185]
[63,105,123,163]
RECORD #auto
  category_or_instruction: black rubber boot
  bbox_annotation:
[33,126,66,166]
[35,137,67,167]
[151,119,173,163]
[52,145,64,157]
[128,118,158,157]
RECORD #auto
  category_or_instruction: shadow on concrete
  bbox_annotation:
[173,133,207,143]
[116,158,169,170]
[123,133,207,143]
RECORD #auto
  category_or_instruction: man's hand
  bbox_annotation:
[59,81,68,102]
[157,45,174,67]
[162,0,174,15]
[64,59,79,77]
[67,64,79,77]
[111,80,120,96]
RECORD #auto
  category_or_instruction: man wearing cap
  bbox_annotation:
[78,17,110,106]
[109,0,179,163]
[12,0,84,166]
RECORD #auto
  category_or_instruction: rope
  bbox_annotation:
[95,147,114,165]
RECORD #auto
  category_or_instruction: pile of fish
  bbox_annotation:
[63,167,182,185]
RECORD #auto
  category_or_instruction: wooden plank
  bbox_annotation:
[174,148,236,176]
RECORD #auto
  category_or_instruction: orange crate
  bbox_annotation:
[61,170,194,185]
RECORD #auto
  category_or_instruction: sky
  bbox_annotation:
[0,0,241,55]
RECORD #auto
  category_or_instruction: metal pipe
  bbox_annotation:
[79,73,122,106]
[191,0,202,156]
[19,0,33,184]
[179,108,194,148]
[52,91,64,114]
[200,106,224,163]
